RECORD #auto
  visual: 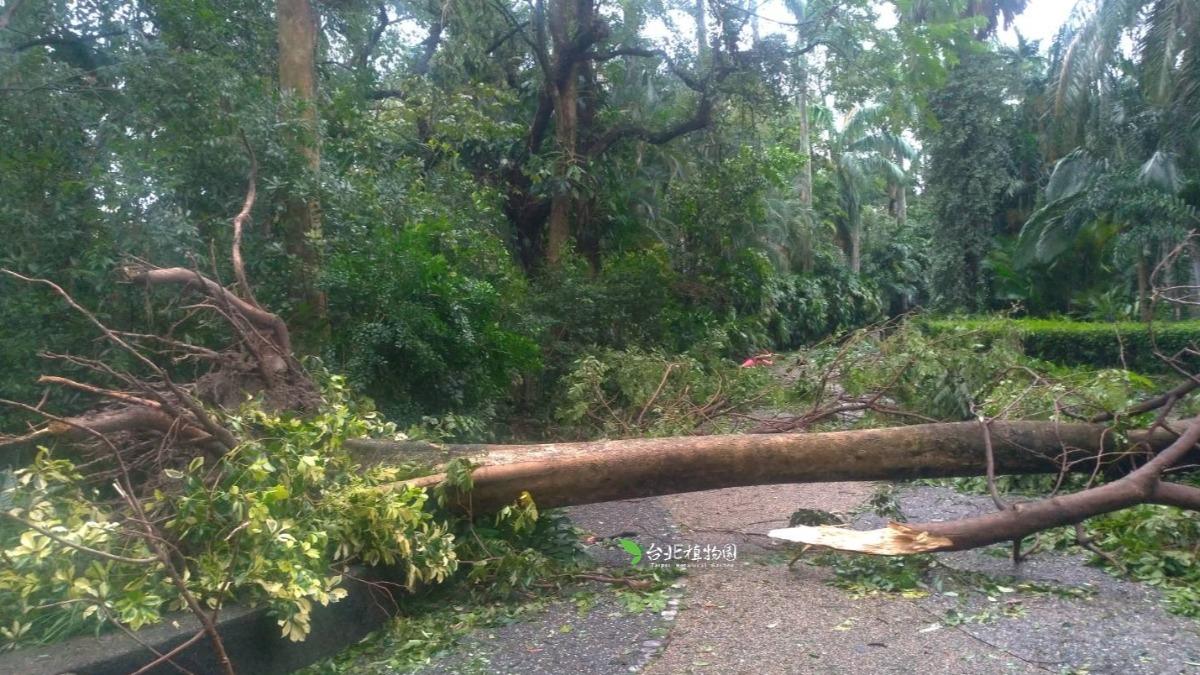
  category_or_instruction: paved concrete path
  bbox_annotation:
[416,483,1200,674]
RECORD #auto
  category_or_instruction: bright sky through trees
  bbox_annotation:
[1000,0,1077,47]
[655,1,1077,52]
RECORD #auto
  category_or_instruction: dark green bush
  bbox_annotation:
[923,318,1200,372]
[323,219,540,424]
[765,263,884,350]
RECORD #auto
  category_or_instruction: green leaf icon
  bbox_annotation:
[618,538,642,566]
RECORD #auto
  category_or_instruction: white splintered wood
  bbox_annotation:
[767,523,954,555]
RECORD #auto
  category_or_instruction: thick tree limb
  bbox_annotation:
[413,18,443,77]
[0,400,215,449]
[230,134,259,308]
[585,96,713,156]
[770,476,1200,554]
[353,421,1189,513]
[1088,376,1200,423]
[354,5,392,71]
[122,266,292,359]
[585,46,706,92]
[770,415,1200,554]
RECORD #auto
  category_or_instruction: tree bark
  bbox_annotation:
[890,179,907,227]
[1187,237,1200,317]
[276,0,325,324]
[543,0,590,267]
[545,71,577,267]
[795,59,813,213]
[1137,254,1153,321]
[848,213,862,274]
[350,421,1186,512]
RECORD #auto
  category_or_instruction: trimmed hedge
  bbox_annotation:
[922,318,1200,372]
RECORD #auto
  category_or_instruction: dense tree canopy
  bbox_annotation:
[0,0,1197,426]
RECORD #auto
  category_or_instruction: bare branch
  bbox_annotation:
[2,269,238,450]
[230,132,259,308]
[36,375,161,409]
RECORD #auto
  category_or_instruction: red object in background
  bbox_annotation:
[740,353,775,368]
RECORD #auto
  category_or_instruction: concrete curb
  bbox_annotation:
[0,566,399,674]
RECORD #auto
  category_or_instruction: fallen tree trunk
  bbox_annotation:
[353,421,1187,512]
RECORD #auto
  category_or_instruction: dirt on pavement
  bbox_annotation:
[414,481,1200,675]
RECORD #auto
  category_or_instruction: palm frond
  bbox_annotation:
[1137,150,1181,193]
[1044,149,1096,202]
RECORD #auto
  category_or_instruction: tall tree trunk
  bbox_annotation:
[888,181,907,227]
[847,199,862,274]
[544,0,587,267]
[276,0,325,326]
[795,59,813,213]
[1137,255,1152,322]
[545,88,578,262]
[545,85,575,267]
[694,0,707,60]
[1162,244,1180,319]
[849,226,861,274]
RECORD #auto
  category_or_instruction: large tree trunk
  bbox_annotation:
[276,0,325,325]
[1137,254,1153,321]
[349,421,1184,512]
[544,0,586,267]
[849,219,862,274]
[545,73,577,267]
[890,180,907,227]
[795,60,813,213]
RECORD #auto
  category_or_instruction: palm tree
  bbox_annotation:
[819,105,917,274]
[899,0,1030,39]
[1048,0,1199,162]
[1020,0,1200,317]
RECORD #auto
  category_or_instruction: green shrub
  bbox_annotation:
[0,376,457,649]
[765,266,884,350]
[0,374,586,651]
[923,318,1200,372]
[324,218,540,426]
[791,320,1163,423]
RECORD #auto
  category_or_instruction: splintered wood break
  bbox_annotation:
[767,522,954,555]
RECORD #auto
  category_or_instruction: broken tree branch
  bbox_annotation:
[230,132,259,308]
[769,415,1200,554]
[122,265,291,359]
